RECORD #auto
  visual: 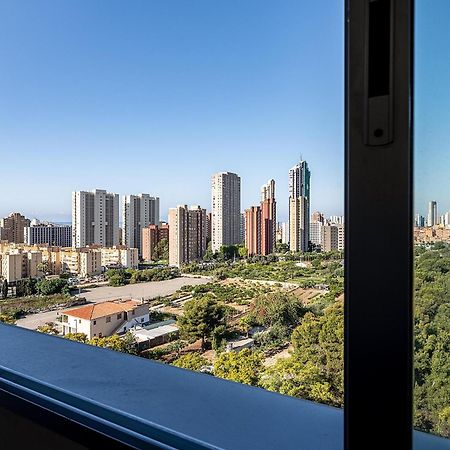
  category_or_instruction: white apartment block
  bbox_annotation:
[72,189,119,248]
[310,221,323,248]
[122,194,159,254]
[24,223,72,247]
[211,172,241,253]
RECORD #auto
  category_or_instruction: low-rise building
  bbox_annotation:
[60,299,149,339]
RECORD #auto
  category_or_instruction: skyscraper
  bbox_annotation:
[260,179,276,255]
[168,205,207,267]
[211,172,241,253]
[310,211,325,248]
[245,206,261,256]
[72,189,119,248]
[289,160,311,252]
[122,194,160,254]
[427,201,438,227]
[0,212,31,244]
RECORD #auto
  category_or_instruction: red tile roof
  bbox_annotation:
[64,300,143,320]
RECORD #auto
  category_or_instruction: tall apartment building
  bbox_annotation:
[245,206,261,256]
[211,172,241,253]
[24,222,72,247]
[260,179,276,255]
[289,161,310,252]
[310,211,325,248]
[122,194,160,254]
[206,213,212,243]
[428,201,438,227]
[72,190,119,248]
[276,222,289,245]
[169,205,206,267]
[415,214,425,228]
[0,212,30,244]
[239,213,246,245]
[142,224,169,262]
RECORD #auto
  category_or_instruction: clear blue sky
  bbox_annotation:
[1,1,342,222]
[415,0,450,218]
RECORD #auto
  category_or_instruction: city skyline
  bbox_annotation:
[0,1,344,222]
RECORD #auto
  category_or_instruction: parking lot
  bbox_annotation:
[16,276,211,331]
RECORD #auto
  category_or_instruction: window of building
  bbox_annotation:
[106,317,111,323]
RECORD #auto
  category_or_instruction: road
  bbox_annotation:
[16,276,211,331]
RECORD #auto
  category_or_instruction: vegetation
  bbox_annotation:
[177,297,226,351]
[173,353,209,371]
[106,267,180,286]
[0,294,85,318]
[57,332,137,354]
[214,348,264,386]
[414,243,450,437]
[154,238,169,261]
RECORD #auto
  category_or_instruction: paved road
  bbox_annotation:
[16,276,211,331]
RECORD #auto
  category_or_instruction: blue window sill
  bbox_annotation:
[0,324,449,450]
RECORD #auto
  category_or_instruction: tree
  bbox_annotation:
[1,279,8,299]
[154,238,169,260]
[248,292,306,338]
[237,245,248,258]
[88,333,137,354]
[173,353,209,371]
[177,297,226,351]
[214,349,263,386]
[261,359,336,405]
[36,278,68,296]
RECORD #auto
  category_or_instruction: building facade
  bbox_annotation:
[211,172,241,253]
[260,179,276,255]
[72,190,119,248]
[0,213,30,244]
[141,224,169,262]
[289,161,310,252]
[245,206,261,256]
[169,205,206,267]
[428,201,438,227]
[24,223,72,247]
[122,194,160,255]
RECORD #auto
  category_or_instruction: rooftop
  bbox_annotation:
[63,299,143,320]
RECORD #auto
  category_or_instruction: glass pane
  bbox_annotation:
[414,0,450,440]
[0,0,344,414]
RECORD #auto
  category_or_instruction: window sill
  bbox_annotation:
[0,324,449,450]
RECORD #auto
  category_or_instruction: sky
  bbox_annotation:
[0,1,343,223]
[415,0,450,218]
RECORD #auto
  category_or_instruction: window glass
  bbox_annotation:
[414,0,450,439]
[0,1,344,411]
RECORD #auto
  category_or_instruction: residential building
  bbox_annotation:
[0,250,43,282]
[260,179,276,255]
[289,161,310,252]
[276,222,289,245]
[0,212,30,244]
[122,194,160,255]
[329,215,345,225]
[141,224,169,262]
[24,222,72,247]
[211,172,241,252]
[427,201,438,227]
[206,213,212,243]
[415,214,425,228]
[60,299,149,339]
[310,211,325,248]
[239,212,246,245]
[72,189,119,248]
[245,206,261,256]
[169,205,207,267]
[321,224,345,252]
[101,246,139,269]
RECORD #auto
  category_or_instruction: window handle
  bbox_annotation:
[365,0,394,146]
